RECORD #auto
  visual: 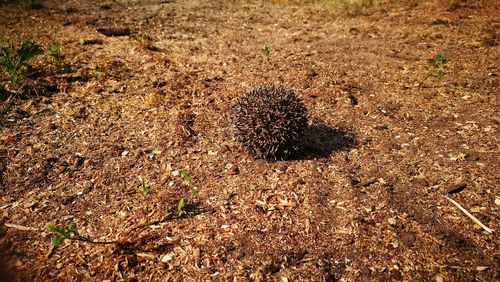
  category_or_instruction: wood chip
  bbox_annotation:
[360,178,377,187]
[193,248,201,264]
[255,200,266,206]
[278,199,296,207]
[161,252,174,263]
[388,217,397,226]
[136,253,157,259]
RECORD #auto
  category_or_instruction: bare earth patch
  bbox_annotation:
[0,0,498,281]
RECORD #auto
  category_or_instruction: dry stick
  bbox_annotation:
[444,196,493,234]
[4,223,38,231]
[71,236,117,245]
[126,215,172,235]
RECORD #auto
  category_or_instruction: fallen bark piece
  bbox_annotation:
[82,38,103,45]
[97,27,131,37]
[447,182,467,194]
[444,196,493,234]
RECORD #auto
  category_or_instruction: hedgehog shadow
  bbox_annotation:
[292,124,357,160]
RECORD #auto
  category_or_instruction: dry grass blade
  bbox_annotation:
[444,196,493,234]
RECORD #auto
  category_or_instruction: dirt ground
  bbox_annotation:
[0,0,498,281]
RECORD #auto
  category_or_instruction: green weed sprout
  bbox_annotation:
[0,40,44,84]
[263,46,271,57]
[420,53,450,87]
[46,222,79,248]
[46,222,115,255]
[136,176,152,196]
[166,169,197,218]
[427,53,449,68]
[180,169,196,197]
[127,169,199,234]
[131,32,159,51]
[46,42,63,65]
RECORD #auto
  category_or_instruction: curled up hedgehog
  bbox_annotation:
[231,85,308,160]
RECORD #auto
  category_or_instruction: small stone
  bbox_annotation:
[436,275,444,282]
[495,198,500,206]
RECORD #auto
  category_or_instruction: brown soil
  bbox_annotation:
[0,0,498,281]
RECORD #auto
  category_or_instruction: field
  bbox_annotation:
[0,0,498,280]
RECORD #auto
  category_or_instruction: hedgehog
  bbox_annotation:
[231,84,308,159]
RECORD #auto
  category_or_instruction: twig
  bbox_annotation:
[444,196,493,234]
[126,215,171,235]
[71,236,117,245]
[4,223,38,231]
[0,203,12,209]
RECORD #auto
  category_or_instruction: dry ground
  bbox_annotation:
[0,0,498,281]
